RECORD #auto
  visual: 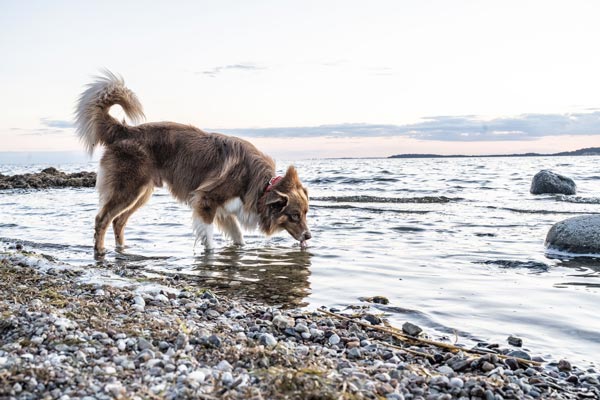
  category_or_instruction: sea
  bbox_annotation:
[1,156,599,368]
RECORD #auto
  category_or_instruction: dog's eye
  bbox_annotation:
[288,213,300,222]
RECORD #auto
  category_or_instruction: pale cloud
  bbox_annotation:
[218,111,600,142]
[40,118,74,129]
[200,64,265,78]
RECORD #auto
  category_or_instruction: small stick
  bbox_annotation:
[317,309,542,367]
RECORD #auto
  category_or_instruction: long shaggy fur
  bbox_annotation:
[75,70,145,155]
[75,70,311,256]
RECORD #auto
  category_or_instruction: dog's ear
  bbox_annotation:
[285,165,298,179]
[265,190,289,212]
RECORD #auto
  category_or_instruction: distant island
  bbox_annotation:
[389,147,600,159]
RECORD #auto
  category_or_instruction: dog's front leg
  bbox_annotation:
[193,218,215,250]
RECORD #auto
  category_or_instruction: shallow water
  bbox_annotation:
[1,156,600,367]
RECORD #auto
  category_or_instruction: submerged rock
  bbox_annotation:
[546,215,600,254]
[530,170,576,195]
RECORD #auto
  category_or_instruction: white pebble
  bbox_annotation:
[187,370,205,384]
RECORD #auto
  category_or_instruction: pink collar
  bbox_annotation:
[265,176,282,192]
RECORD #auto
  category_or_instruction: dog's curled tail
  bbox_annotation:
[75,70,145,155]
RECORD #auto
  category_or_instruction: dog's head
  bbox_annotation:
[262,166,311,247]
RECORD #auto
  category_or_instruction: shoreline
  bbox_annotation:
[1,250,598,399]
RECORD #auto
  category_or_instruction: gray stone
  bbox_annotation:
[449,377,464,388]
[347,347,362,359]
[137,337,153,351]
[507,335,522,347]
[207,334,222,348]
[402,321,423,336]
[436,365,454,375]
[259,333,277,348]
[272,315,294,330]
[507,350,531,360]
[558,359,572,371]
[530,170,576,195]
[328,333,341,345]
[546,215,600,253]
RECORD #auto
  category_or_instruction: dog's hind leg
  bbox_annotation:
[94,143,152,257]
[95,187,149,257]
[216,214,245,246]
[112,185,154,249]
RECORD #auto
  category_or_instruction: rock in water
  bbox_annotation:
[530,170,576,195]
[546,215,600,253]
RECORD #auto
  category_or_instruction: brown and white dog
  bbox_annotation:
[75,70,311,256]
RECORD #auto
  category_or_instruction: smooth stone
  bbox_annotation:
[530,170,576,195]
[216,360,232,371]
[507,335,523,347]
[132,296,145,307]
[205,309,220,319]
[449,377,464,388]
[137,337,153,351]
[545,214,600,253]
[175,333,188,349]
[208,335,222,348]
[347,348,362,359]
[436,365,454,375]
[187,370,205,384]
[558,359,572,372]
[328,333,341,345]
[363,314,382,325]
[402,321,423,336]
[507,350,531,360]
[259,333,277,348]
[272,315,294,330]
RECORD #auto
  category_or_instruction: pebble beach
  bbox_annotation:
[1,248,599,400]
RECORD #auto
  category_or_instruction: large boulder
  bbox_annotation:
[546,215,600,254]
[530,170,576,195]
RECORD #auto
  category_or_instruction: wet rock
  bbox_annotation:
[402,322,422,336]
[530,170,576,195]
[557,359,572,372]
[360,295,390,305]
[507,335,523,347]
[363,314,382,325]
[546,215,600,254]
[0,169,96,190]
[505,358,520,370]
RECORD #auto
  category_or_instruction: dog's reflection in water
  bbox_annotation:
[191,245,313,308]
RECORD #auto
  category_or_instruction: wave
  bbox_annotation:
[312,195,461,204]
[308,177,399,184]
[480,259,550,272]
[483,206,598,215]
[311,204,430,214]
[555,195,600,204]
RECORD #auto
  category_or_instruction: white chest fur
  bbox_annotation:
[217,197,259,230]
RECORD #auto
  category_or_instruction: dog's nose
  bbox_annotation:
[303,231,312,240]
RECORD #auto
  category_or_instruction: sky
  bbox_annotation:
[1,0,600,160]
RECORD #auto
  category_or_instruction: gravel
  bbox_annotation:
[1,253,599,399]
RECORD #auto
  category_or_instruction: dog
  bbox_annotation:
[75,70,311,256]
